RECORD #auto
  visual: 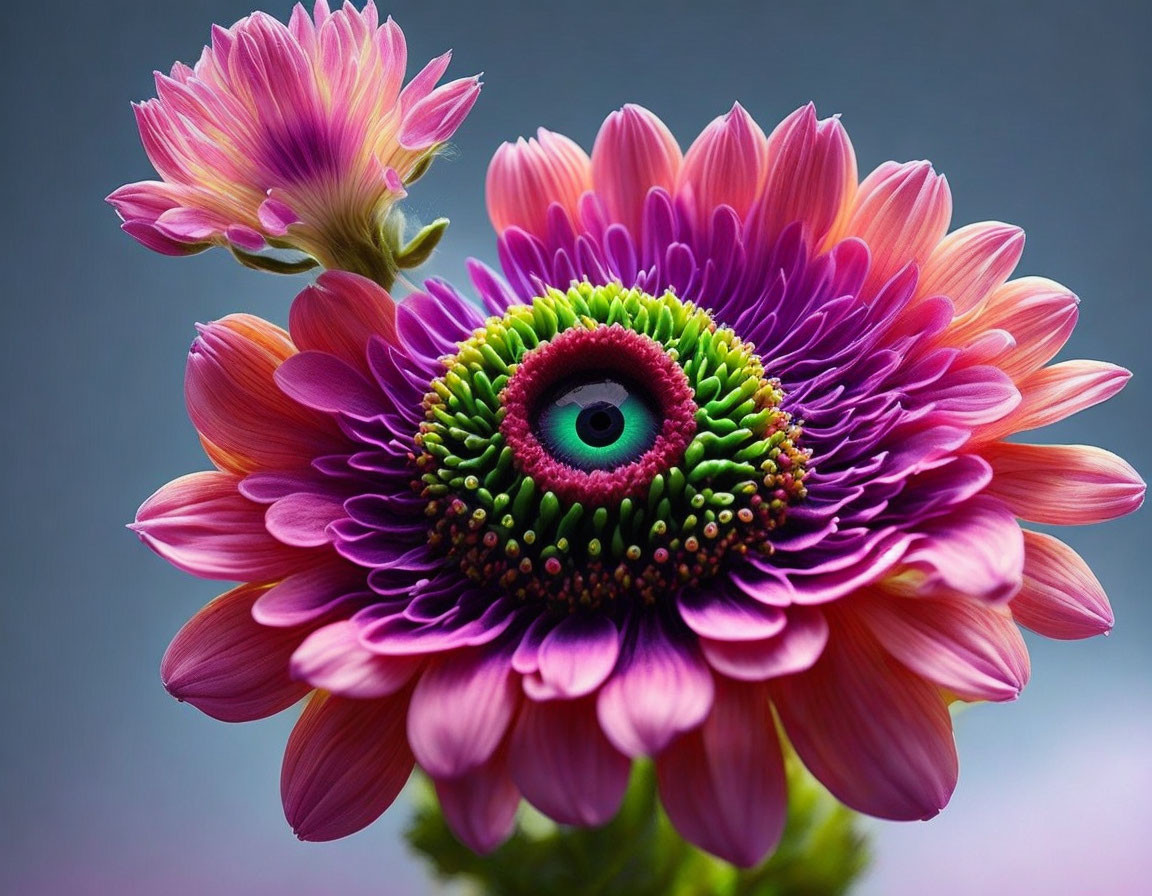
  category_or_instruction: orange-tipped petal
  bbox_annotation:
[591,104,682,235]
[678,102,768,221]
[486,128,591,236]
[185,315,342,474]
[1012,530,1114,639]
[984,442,1146,524]
[760,104,857,250]
[979,360,1131,441]
[917,221,1025,315]
[845,160,952,294]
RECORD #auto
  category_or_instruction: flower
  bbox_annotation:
[133,102,1143,869]
[107,1,480,282]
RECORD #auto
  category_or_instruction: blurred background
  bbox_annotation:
[1,0,1148,892]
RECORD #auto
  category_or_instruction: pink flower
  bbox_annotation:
[108,1,480,279]
[133,100,1142,870]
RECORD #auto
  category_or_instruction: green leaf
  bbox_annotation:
[394,217,450,270]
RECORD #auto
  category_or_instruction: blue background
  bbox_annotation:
[1,1,1148,892]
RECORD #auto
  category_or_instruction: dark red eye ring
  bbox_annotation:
[500,323,697,505]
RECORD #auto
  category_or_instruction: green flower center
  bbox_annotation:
[413,282,808,610]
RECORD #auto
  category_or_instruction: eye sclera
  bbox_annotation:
[500,323,698,506]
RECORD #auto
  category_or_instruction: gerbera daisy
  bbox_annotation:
[107,1,480,284]
[134,101,1142,867]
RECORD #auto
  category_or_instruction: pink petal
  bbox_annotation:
[398,51,452,114]
[161,582,311,722]
[185,315,342,475]
[264,492,345,548]
[288,271,399,375]
[917,222,1025,315]
[760,104,857,249]
[524,614,620,700]
[980,360,1131,441]
[399,75,481,150]
[133,471,313,581]
[678,102,767,220]
[225,224,266,251]
[407,644,520,778]
[656,679,787,867]
[984,442,1145,524]
[251,556,366,627]
[861,594,1029,702]
[291,621,421,698]
[590,104,682,235]
[155,206,226,243]
[107,180,181,221]
[926,364,1020,429]
[486,128,592,236]
[508,696,630,825]
[281,690,413,841]
[950,276,1078,379]
[274,349,382,418]
[257,195,300,235]
[434,749,521,854]
[121,219,209,256]
[700,606,829,681]
[1011,530,1114,639]
[846,160,952,295]
[772,615,958,821]
[676,587,787,641]
[897,496,1024,603]
[596,614,714,757]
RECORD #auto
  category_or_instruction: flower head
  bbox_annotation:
[108,1,480,282]
[135,103,1142,868]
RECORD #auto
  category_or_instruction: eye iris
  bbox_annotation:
[577,402,623,446]
[539,378,658,471]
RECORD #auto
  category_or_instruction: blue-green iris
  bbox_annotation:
[537,377,658,471]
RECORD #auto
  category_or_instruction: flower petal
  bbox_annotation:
[486,128,591,236]
[678,102,767,220]
[759,104,857,249]
[596,614,714,757]
[984,442,1145,524]
[524,614,620,700]
[917,222,1024,315]
[657,679,787,868]
[896,496,1024,603]
[980,360,1131,441]
[281,690,413,841]
[288,271,399,375]
[133,471,313,580]
[185,315,342,474]
[509,696,631,826]
[861,594,1029,702]
[699,606,829,681]
[434,749,521,854]
[274,350,382,418]
[290,621,421,698]
[591,104,682,235]
[1011,530,1114,639]
[407,643,520,778]
[161,582,311,722]
[845,160,951,295]
[772,614,958,821]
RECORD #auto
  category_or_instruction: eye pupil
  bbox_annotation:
[577,402,625,447]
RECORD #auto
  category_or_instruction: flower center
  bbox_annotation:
[413,282,809,611]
